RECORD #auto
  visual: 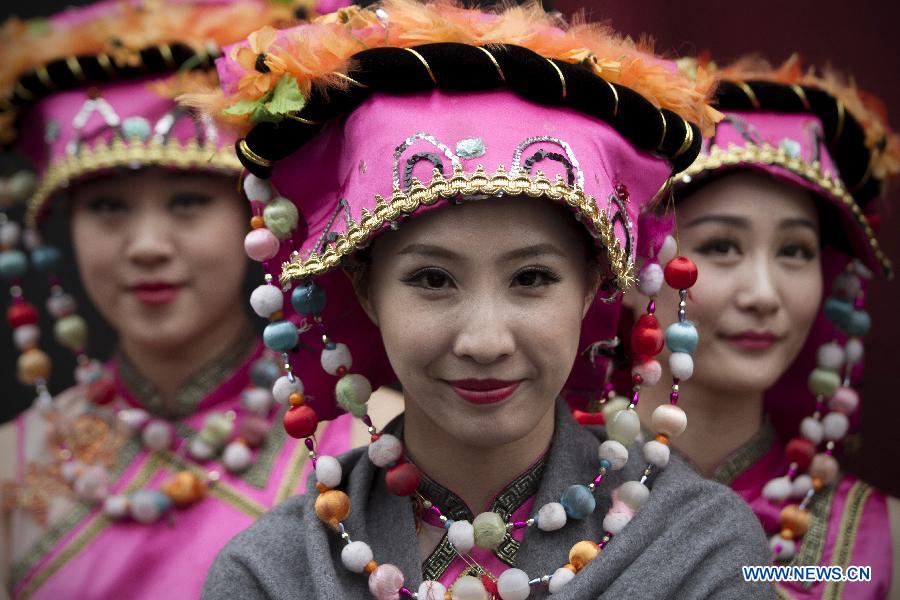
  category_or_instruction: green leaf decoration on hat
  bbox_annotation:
[224,75,307,124]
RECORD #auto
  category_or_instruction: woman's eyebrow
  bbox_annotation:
[397,243,459,260]
[683,214,749,229]
[498,243,566,262]
[779,217,818,232]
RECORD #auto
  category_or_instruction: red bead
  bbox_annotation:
[336,366,348,377]
[630,314,664,356]
[481,575,499,598]
[573,409,605,426]
[785,437,816,471]
[283,404,319,439]
[7,302,38,328]
[87,379,117,405]
[664,256,698,290]
[385,462,421,496]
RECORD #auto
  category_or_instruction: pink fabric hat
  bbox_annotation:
[196,0,719,421]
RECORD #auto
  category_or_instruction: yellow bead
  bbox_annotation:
[364,560,378,574]
[250,215,265,229]
[315,489,350,527]
[17,348,51,385]
[779,504,810,537]
[289,392,304,407]
[568,540,600,572]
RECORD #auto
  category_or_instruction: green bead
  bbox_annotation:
[473,511,506,549]
[54,314,88,351]
[608,408,640,445]
[345,400,369,418]
[808,368,841,398]
[201,412,234,448]
[601,396,630,425]
[263,197,299,240]
[335,374,372,415]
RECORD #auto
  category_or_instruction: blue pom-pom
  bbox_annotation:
[843,310,871,337]
[291,283,327,316]
[31,246,61,272]
[250,358,281,388]
[263,320,299,352]
[560,484,595,520]
[664,321,699,354]
[823,297,852,327]
[0,250,27,279]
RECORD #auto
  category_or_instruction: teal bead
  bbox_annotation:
[808,368,841,398]
[291,283,327,315]
[560,484,595,520]
[121,116,152,141]
[250,358,281,388]
[0,250,27,279]
[263,320,299,352]
[664,321,699,354]
[843,310,871,337]
[823,297,852,327]
[31,246,61,272]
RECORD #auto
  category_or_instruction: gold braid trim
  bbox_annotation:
[279,164,634,290]
[26,138,242,226]
[678,142,892,278]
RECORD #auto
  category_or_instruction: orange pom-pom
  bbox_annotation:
[568,540,600,572]
[314,489,350,527]
[161,471,207,507]
[779,505,810,537]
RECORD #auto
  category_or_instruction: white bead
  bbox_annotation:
[822,412,849,441]
[608,408,641,444]
[243,174,273,203]
[451,576,489,600]
[249,285,283,319]
[0,221,21,246]
[799,416,824,445]
[272,375,304,404]
[769,534,796,560]
[189,438,215,461]
[761,476,792,502]
[637,262,664,296]
[536,502,567,531]
[241,388,274,416]
[46,293,76,318]
[650,404,687,438]
[600,396,629,425]
[618,481,650,510]
[643,440,670,468]
[817,342,845,371]
[321,343,353,376]
[548,567,576,594]
[315,455,343,488]
[602,510,632,534]
[598,440,629,470]
[497,568,530,600]
[790,474,813,498]
[142,420,173,452]
[448,520,475,553]
[74,465,109,502]
[340,541,374,573]
[117,408,150,433]
[417,581,448,600]
[103,495,129,519]
[223,441,253,472]
[368,433,403,467]
[74,359,104,384]
[632,360,662,386]
[668,352,694,380]
[13,324,40,350]
[845,338,864,364]
[130,492,163,524]
[658,235,678,266]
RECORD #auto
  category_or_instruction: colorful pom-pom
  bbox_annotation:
[560,484,595,520]
[315,489,351,527]
[249,284,284,319]
[283,404,319,439]
[664,256,698,289]
[385,462,421,496]
[536,502,567,532]
[291,282,327,315]
[472,511,506,549]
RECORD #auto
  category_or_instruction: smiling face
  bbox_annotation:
[358,196,598,448]
[70,168,250,353]
[656,170,823,394]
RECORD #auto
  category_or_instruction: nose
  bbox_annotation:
[734,254,781,317]
[451,293,516,365]
[125,209,176,269]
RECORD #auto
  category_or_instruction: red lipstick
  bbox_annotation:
[131,282,181,306]
[446,379,522,405]
[724,331,778,350]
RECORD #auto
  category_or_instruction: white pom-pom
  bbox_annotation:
[223,441,253,472]
[0,221,21,246]
[619,481,650,510]
[537,502,567,531]
[249,285,283,319]
[13,324,40,350]
[243,174,273,203]
[637,262,664,296]
[74,465,109,501]
[822,412,849,441]
[496,568,530,600]
[845,338,864,364]
[315,455,343,488]
[602,511,632,535]
[800,417,824,445]
[189,438,215,461]
[272,375,304,404]
[321,343,353,376]
[142,420,173,452]
[117,408,150,433]
[651,404,688,438]
[448,520,475,553]
[658,235,678,266]
[790,474,813,498]
[770,534,796,560]
[340,541,374,573]
[74,359,103,384]
[548,567,576,594]
[367,433,403,467]
[417,581,448,600]
[817,342,845,372]
[599,440,629,470]
[762,476,792,502]
[600,396,629,424]
[103,495,129,520]
[632,360,662,386]
[668,352,694,380]
[241,388,274,416]
[451,576,489,600]
[46,293,76,318]
[643,440,670,468]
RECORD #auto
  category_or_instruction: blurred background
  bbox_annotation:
[2,0,898,496]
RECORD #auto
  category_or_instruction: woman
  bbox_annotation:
[194,2,773,597]
[0,1,366,598]
[627,57,900,598]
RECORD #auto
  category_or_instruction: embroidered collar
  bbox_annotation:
[712,417,776,486]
